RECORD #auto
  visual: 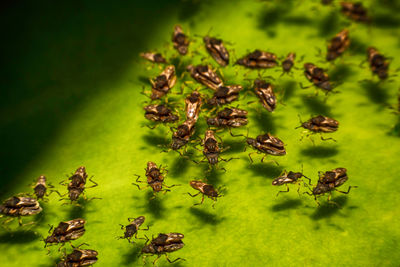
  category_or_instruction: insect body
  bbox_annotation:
[144,104,179,123]
[62,166,98,203]
[172,25,189,55]
[281,52,296,74]
[297,115,339,142]
[0,196,42,225]
[202,130,221,165]
[140,52,166,64]
[207,107,248,128]
[253,79,276,112]
[171,119,196,151]
[204,36,229,66]
[272,169,311,196]
[45,219,86,247]
[185,91,202,122]
[186,65,223,90]
[150,65,177,100]
[326,29,350,61]
[188,181,221,207]
[236,50,278,69]
[33,175,48,200]
[367,47,390,80]
[303,63,333,92]
[57,248,98,267]
[246,133,286,163]
[340,2,369,23]
[133,162,172,194]
[142,233,185,265]
[119,216,148,243]
[208,85,243,106]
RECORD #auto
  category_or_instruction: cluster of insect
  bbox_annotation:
[1,1,398,266]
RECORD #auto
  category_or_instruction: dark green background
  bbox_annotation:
[1,0,400,266]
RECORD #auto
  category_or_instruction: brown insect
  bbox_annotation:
[207,85,243,106]
[253,79,276,112]
[141,233,185,265]
[204,36,229,66]
[144,104,179,123]
[186,64,223,90]
[326,29,350,61]
[133,162,176,195]
[185,91,202,122]
[59,166,98,204]
[172,25,189,55]
[0,196,42,226]
[140,52,166,64]
[118,216,148,243]
[340,2,369,23]
[303,63,333,92]
[367,47,390,80]
[45,218,86,248]
[32,175,55,200]
[306,167,357,205]
[281,52,296,75]
[57,248,98,267]
[272,167,311,196]
[149,65,177,100]
[206,107,248,135]
[188,180,222,207]
[236,50,278,69]
[171,119,196,151]
[246,133,286,163]
[296,115,339,142]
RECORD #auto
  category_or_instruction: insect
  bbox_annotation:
[207,85,243,106]
[188,180,222,207]
[57,247,98,267]
[144,104,179,123]
[171,119,196,151]
[272,168,311,196]
[186,64,223,90]
[340,2,369,23]
[31,175,55,200]
[140,52,166,64]
[246,133,286,163]
[236,50,278,69]
[185,91,202,122]
[0,196,42,226]
[149,65,177,100]
[206,107,248,136]
[281,52,296,75]
[60,166,98,204]
[172,25,189,55]
[303,63,333,93]
[118,216,149,243]
[203,36,229,66]
[306,168,357,205]
[141,233,185,265]
[296,115,339,142]
[326,29,350,61]
[253,79,276,112]
[45,219,86,248]
[133,162,176,195]
[367,47,390,80]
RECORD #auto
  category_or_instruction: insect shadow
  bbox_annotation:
[169,155,191,178]
[317,10,341,38]
[329,63,354,83]
[388,117,400,137]
[281,80,297,101]
[0,230,39,244]
[144,191,165,219]
[372,12,400,29]
[204,166,222,185]
[142,132,170,147]
[300,146,339,158]
[250,109,278,134]
[359,80,389,106]
[271,198,303,212]
[349,37,369,55]
[121,244,142,266]
[301,95,332,116]
[138,75,149,85]
[248,163,284,179]
[310,195,351,221]
[189,207,224,226]
[221,139,246,155]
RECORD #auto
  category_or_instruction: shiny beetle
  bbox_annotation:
[0,196,42,226]
[171,119,196,151]
[326,29,350,61]
[144,104,179,123]
[236,50,278,69]
[207,85,243,106]
[45,219,86,247]
[185,91,202,122]
[186,64,223,90]
[188,180,222,207]
[303,63,333,92]
[142,233,185,265]
[340,2,369,23]
[57,248,98,267]
[150,65,177,100]
[140,52,166,64]
[204,36,229,66]
[272,169,311,196]
[246,133,286,163]
[118,216,148,243]
[172,25,189,55]
[133,162,174,195]
[253,79,276,112]
[367,47,390,80]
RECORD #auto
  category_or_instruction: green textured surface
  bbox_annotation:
[1,0,400,266]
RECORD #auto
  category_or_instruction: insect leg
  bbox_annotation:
[165,254,185,263]
[153,254,161,266]
[320,135,337,142]
[248,152,258,163]
[87,176,98,188]
[336,186,358,194]
[194,195,205,206]
[276,184,290,197]
[187,192,200,197]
